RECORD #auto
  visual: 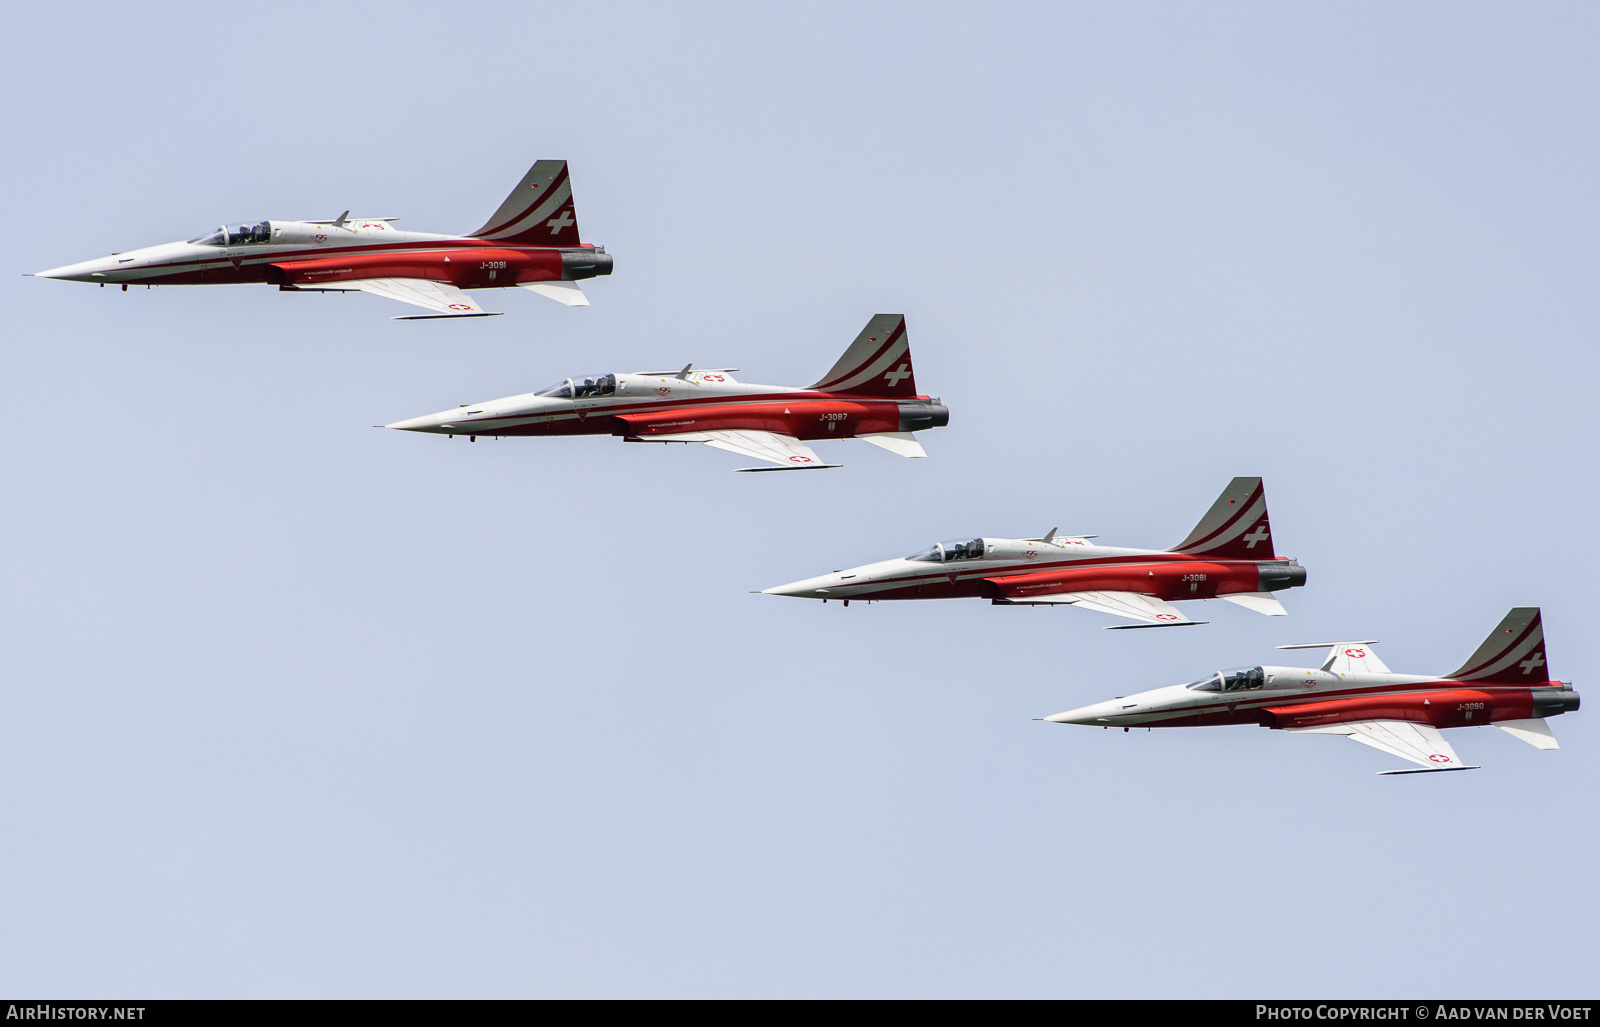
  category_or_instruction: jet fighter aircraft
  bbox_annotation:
[32,160,611,319]
[385,314,948,469]
[1044,608,1579,774]
[762,477,1304,627]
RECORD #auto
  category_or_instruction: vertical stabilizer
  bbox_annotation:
[470,160,583,247]
[1172,477,1275,559]
[1449,608,1549,683]
[808,315,919,398]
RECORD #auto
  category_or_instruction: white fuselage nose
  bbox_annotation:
[34,241,198,283]
[1044,684,1200,726]
[761,558,919,598]
[385,393,564,434]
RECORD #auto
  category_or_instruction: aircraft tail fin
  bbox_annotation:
[808,315,920,398]
[1172,477,1276,559]
[470,160,583,247]
[1448,608,1550,683]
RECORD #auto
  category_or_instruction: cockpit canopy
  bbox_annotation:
[536,373,616,400]
[1187,666,1266,692]
[188,222,272,246]
[906,538,986,563]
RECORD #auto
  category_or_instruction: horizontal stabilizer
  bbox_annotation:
[521,281,589,307]
[1496,718,1560,750]
[1217,592,1287,616]
[857,432,927,458]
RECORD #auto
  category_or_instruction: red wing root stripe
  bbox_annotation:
[126,239,569,279]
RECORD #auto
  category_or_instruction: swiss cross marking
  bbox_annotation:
[1520,651,1546,675]
[546,209,575,234]
[883,363,911,387]
[1242,524,1270,548]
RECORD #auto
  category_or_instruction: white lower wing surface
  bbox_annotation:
[1289,720,1479,774]
[646,430,840,470]
[352,278,501,318]
[1001,589,1202,628]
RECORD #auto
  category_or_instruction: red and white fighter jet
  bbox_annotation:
[385,314,948,469]
[32,160,611,319]
[1044,608,1579,774]
[762,477,1305,627]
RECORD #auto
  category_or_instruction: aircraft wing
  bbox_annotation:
[996,589,1203,628]
[1288,720,1479,774]
[643,430,841,471]
[349,278,502,319]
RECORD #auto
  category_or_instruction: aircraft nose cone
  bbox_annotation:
[1043,703,1110,725]
[760,575,834,598]
[34,255,114,281]
[385,413,458,433]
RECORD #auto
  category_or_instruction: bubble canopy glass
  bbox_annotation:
[1187,667,1266,692]
[906,539,985,563]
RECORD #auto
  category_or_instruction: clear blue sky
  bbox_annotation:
[1,2,1595,998]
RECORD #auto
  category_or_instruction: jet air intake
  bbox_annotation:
[1257,560,1306,592]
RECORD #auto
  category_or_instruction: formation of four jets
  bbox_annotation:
[33,160,1579,774]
